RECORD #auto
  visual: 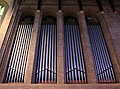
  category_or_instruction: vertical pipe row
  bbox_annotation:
[36,24,57,83]
[87,23,116,83]
[5,23,33,83]
[64,24,87,84]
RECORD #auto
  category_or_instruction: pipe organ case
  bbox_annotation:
[64,16,87,84]
[5,16,34,83]
[36,16,57,83]
[86,16,116,83]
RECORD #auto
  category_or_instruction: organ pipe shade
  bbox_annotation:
[86,16,116,83]
[64,16,87,84]
[5,16,34,83]
[36,16,57,83]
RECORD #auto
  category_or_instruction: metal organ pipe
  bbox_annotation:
[36,17,57,83]
[54,25,57,83]
[5,17,34,83]
[87,18,116,83]
[64,17,87,84]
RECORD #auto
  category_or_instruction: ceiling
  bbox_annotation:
[12,0,120,7]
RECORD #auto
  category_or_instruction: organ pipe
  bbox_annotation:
[86,17,116,83]
[5,17,34,83]
[64,17,87,84]
[36,17,57,83]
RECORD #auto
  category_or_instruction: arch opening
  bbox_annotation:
[64,16,87,84]
[35,16,57,83]
[4,15,35,83]
[86,16,116,83]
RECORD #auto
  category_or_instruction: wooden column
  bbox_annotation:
[0,5,19,66]
[25,10,42,84]
[0,11,21,83]
[57,10,65,84]
[77,11,98,84]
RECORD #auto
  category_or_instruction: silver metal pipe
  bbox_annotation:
[68,25,75,83]
[19,24,26,82]
[22,24,29,82]
[73,25,81,83]
[5,22,33,83]
[36,25,42,83]
[94,25,110,82]
[66,25,72,83]
[95,25,110,82]
[9,24,22,82]
[45,24,50,83]
[70,25,77,83]
[92,25,105,82]
[21,24,31,82]
[77,25,87,83]
[64,23,87,83]
[97,25,113,82]
[97,25,115,82]
[87,24,116,83]
[5,24,21,82]
[13,24,23,82]
[36,22,57,83]
[76,25,84,82]
[21,24,28,82]
[15,24,23,82]
[88,25,102,82]
[90,25,102,82]
[36,26,42,83]
[51,24,55,83]
[48,24,52,83]
[54,24,57,83]
[38,24,45,83]
[9,23,23,82]
[74,25,82,83]
[17,24,26,82]
[41,24,48,83]
[93,25,106,82]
